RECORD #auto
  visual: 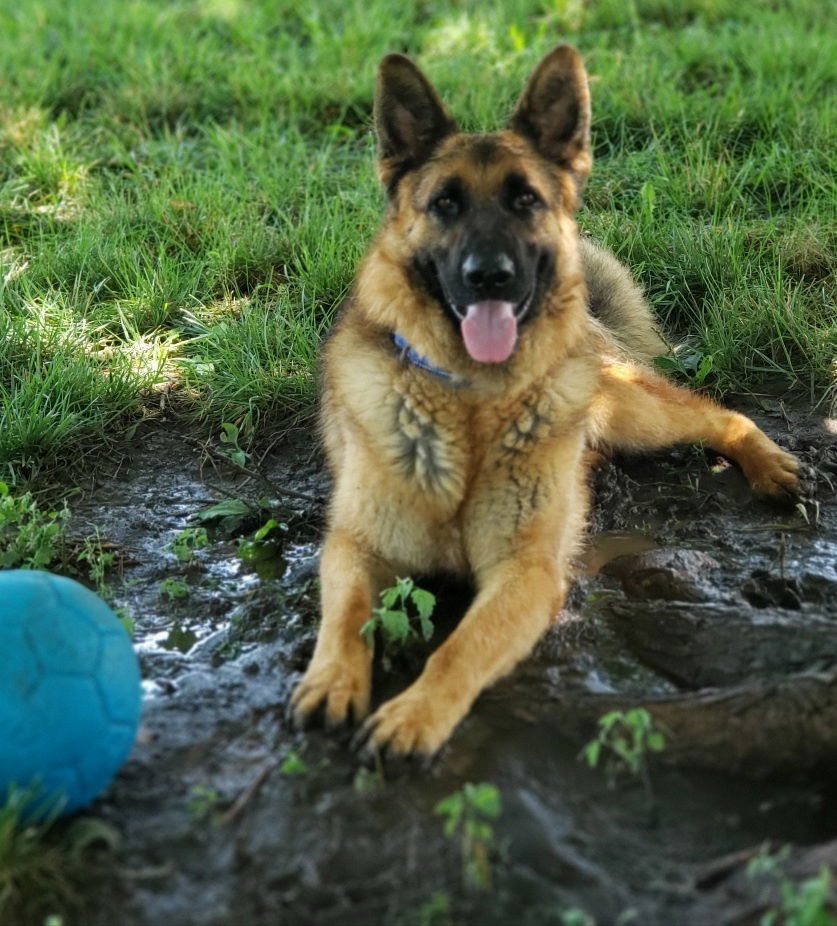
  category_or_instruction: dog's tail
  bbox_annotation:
[579,237,670,363]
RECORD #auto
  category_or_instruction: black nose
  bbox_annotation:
[462,251,516,291]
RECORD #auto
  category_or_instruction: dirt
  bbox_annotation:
[61,398,837,926]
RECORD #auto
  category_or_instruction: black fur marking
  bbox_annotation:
[426,177,467,220]
[502,400,549,453]
[502,172,545,216]
[409,242,556,337]
[470,136,501,165]
[386,162,416,198]
[394,395,451,492]
[408,252,455,323]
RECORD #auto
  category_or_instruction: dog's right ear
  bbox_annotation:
[508,44,591,195]
[374,54,457,193]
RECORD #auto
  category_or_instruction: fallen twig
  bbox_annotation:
[220,761,279,825]
[188,438,322,506]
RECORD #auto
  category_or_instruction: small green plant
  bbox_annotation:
[193,497,256,535]
[115,607,134,638]
[764,867,835,926]
[219,421,249,467]
[159,576,190,600]
[748,845,835,926]
[558,908,597,926]
[279,750,309,778]
[654,345,714,386]
[237,518,287,562]
[0,483,69,570]
[360,577,436,671]
[414,891,453,926]
[186,785,219,823]
[434,782,502,891]
[352,766,384,796]
[580,708,666,799]
[75,529,117,600]
[166,527,208,564]
[748,843,792,879]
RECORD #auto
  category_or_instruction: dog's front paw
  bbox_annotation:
[738,436,800,496]
[354,687,461,761]
[291,653,371,729]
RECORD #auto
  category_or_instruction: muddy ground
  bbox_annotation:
[61,398,837,925]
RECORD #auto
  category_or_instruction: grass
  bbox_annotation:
[0,0,834,479]
[0,481,68,568]
[0,788,119,923]
[0,792,76,923]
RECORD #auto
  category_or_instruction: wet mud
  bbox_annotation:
[68,400,837,925]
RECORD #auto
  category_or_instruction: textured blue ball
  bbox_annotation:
[0,570,141,817]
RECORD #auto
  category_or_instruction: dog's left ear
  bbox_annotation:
[374,54,458,193]
[508,44,591,193]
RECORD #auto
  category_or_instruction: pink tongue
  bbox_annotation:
[460,301,518,363]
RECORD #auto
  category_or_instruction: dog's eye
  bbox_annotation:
[430,195,460,218]
[512,190,540,212]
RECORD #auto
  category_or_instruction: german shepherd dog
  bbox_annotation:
[291,45,800,759]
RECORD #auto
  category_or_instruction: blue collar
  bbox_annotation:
[392,333,466,385]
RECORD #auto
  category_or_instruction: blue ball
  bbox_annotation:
[0,570,141,818]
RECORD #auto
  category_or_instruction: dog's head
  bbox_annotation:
[373,45,591,365]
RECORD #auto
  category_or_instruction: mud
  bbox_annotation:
[62,400,837,925]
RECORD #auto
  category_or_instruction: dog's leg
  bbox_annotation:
[592,361,800,494]
[291,528,390,727]
[356,551,566,759]
[355,427,588,760]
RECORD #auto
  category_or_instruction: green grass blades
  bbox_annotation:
[1,0,834,476]
[0,788,119,923]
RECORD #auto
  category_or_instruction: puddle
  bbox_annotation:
[159,624,199,653]
[578,530,657,575]
[61,407,837,926]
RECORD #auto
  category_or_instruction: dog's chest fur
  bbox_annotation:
[325,344,597,574]
[389,379,579,493]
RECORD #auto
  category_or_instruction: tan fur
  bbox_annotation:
[291,46,800,758]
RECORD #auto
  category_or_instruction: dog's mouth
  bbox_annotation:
[448,294,533,364]
[412,251,548,365]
